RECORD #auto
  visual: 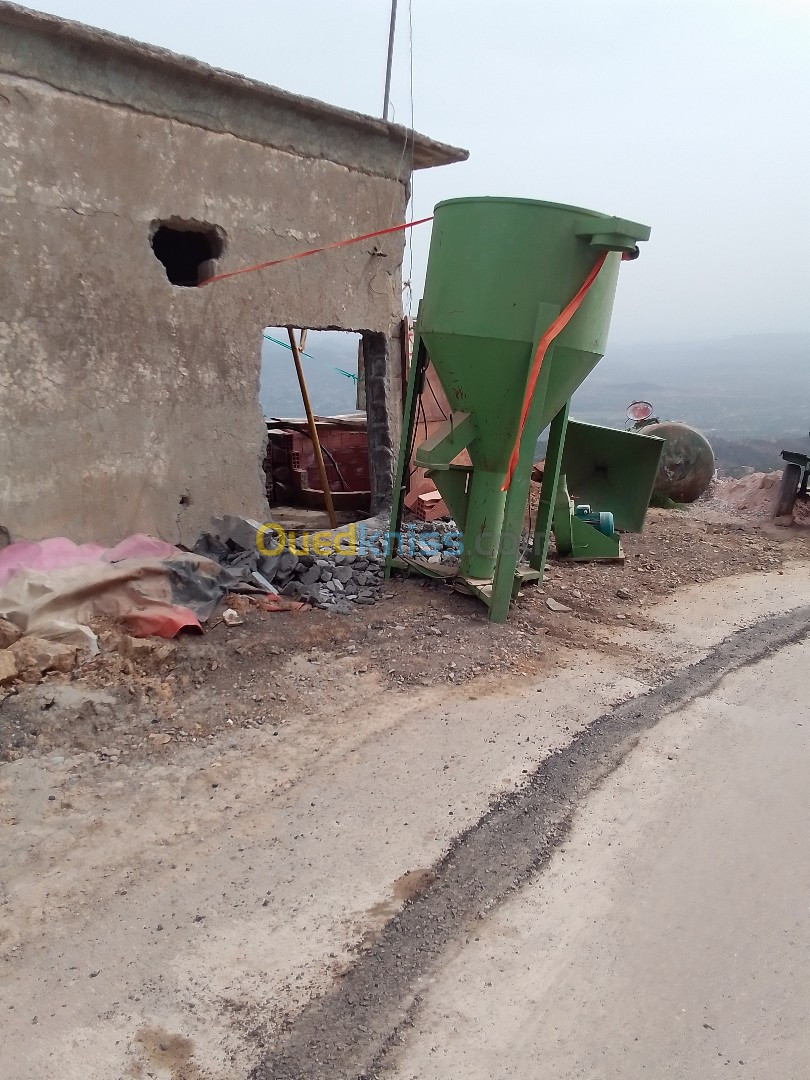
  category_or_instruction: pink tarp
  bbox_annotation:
[0,534,180,588]
[0,535,213,650]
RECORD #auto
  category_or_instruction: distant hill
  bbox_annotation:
[571,333,810,475]
[259,329,810,477]
[260,329,360,419]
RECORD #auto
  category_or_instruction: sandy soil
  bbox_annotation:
[1,508,809,1079]
[1,506,803,765]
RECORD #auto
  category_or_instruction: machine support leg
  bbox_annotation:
[529,401,570,574]
[488,364,555,623]
[459,470,507,579]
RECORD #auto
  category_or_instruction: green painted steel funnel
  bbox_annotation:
[415,197,650,580]
[561,420,664,532]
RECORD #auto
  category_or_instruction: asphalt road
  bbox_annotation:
[249,604,810,1079]
[386,636,810,1079]
[5,575,808,1080]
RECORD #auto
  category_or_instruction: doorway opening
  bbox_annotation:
[261,328,369,528]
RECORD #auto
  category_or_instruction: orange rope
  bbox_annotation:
[197,216,434,287]
[501,252,609,491]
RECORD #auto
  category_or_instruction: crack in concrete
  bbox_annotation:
[247,604,810,1080]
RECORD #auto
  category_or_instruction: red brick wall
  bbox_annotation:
[274,427,370,495]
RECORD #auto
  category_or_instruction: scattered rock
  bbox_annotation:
[545,597,572,613]
[277,551,299,576]
[9,636,78,681]
[257,554,280,580]
[0,649,18,684]
[211,514,265,553]
[616,587,634,600]
[0,617,22,650]
[118,635,157,661]
[281,581,322,605]
[299,565,321,587]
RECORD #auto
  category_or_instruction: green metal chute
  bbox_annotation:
[561,421,664,533]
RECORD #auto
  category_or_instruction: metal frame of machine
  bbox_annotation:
[774,444,810,519]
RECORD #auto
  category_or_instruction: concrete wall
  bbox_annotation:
[0,73,408,545]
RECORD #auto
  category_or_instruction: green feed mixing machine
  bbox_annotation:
[386,197,663,622]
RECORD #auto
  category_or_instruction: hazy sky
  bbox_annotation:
[22,0,810,347]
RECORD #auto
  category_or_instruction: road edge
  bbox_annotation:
[249,604,810,1080]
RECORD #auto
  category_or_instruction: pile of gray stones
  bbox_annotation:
[273,551,388,614]
[268,518,461,613]
[202,515,461,615]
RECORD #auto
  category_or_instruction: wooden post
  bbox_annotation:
[287,326,337,529]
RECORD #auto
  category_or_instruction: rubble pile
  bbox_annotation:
[275,552,387,613]
[270,519,463,612]
[401,520,462,566]
[707,471,810,523]
[197,519,389,614]
[708,471,782,515]
[199,515,463,615]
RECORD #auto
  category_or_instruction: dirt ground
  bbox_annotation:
[1,505,807,766]
[2,503,810,1080]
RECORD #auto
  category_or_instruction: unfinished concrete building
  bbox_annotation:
[0,2,466,545]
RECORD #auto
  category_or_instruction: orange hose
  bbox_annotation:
[501,251,609,491]
[198,216,433,287]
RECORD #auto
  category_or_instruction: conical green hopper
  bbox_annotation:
[418,198,646,471]
[398,196,650,620]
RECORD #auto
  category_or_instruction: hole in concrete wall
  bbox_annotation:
[261,328,369,525]
[260,328,362,419]
[150,221,225,286]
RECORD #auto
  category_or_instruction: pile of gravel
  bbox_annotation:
[272,552,388,613]
[198,514,462,615]
[395,519,461,566]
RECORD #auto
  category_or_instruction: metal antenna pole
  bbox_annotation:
[382,0,398,120]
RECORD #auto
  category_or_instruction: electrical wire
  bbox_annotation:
[262,332,358,383]
[425,370,448,420]
[270,421,351,491]
[297,430,351,491]
[386,0,417,320]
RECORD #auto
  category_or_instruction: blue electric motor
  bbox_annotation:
[574,504,615,537]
